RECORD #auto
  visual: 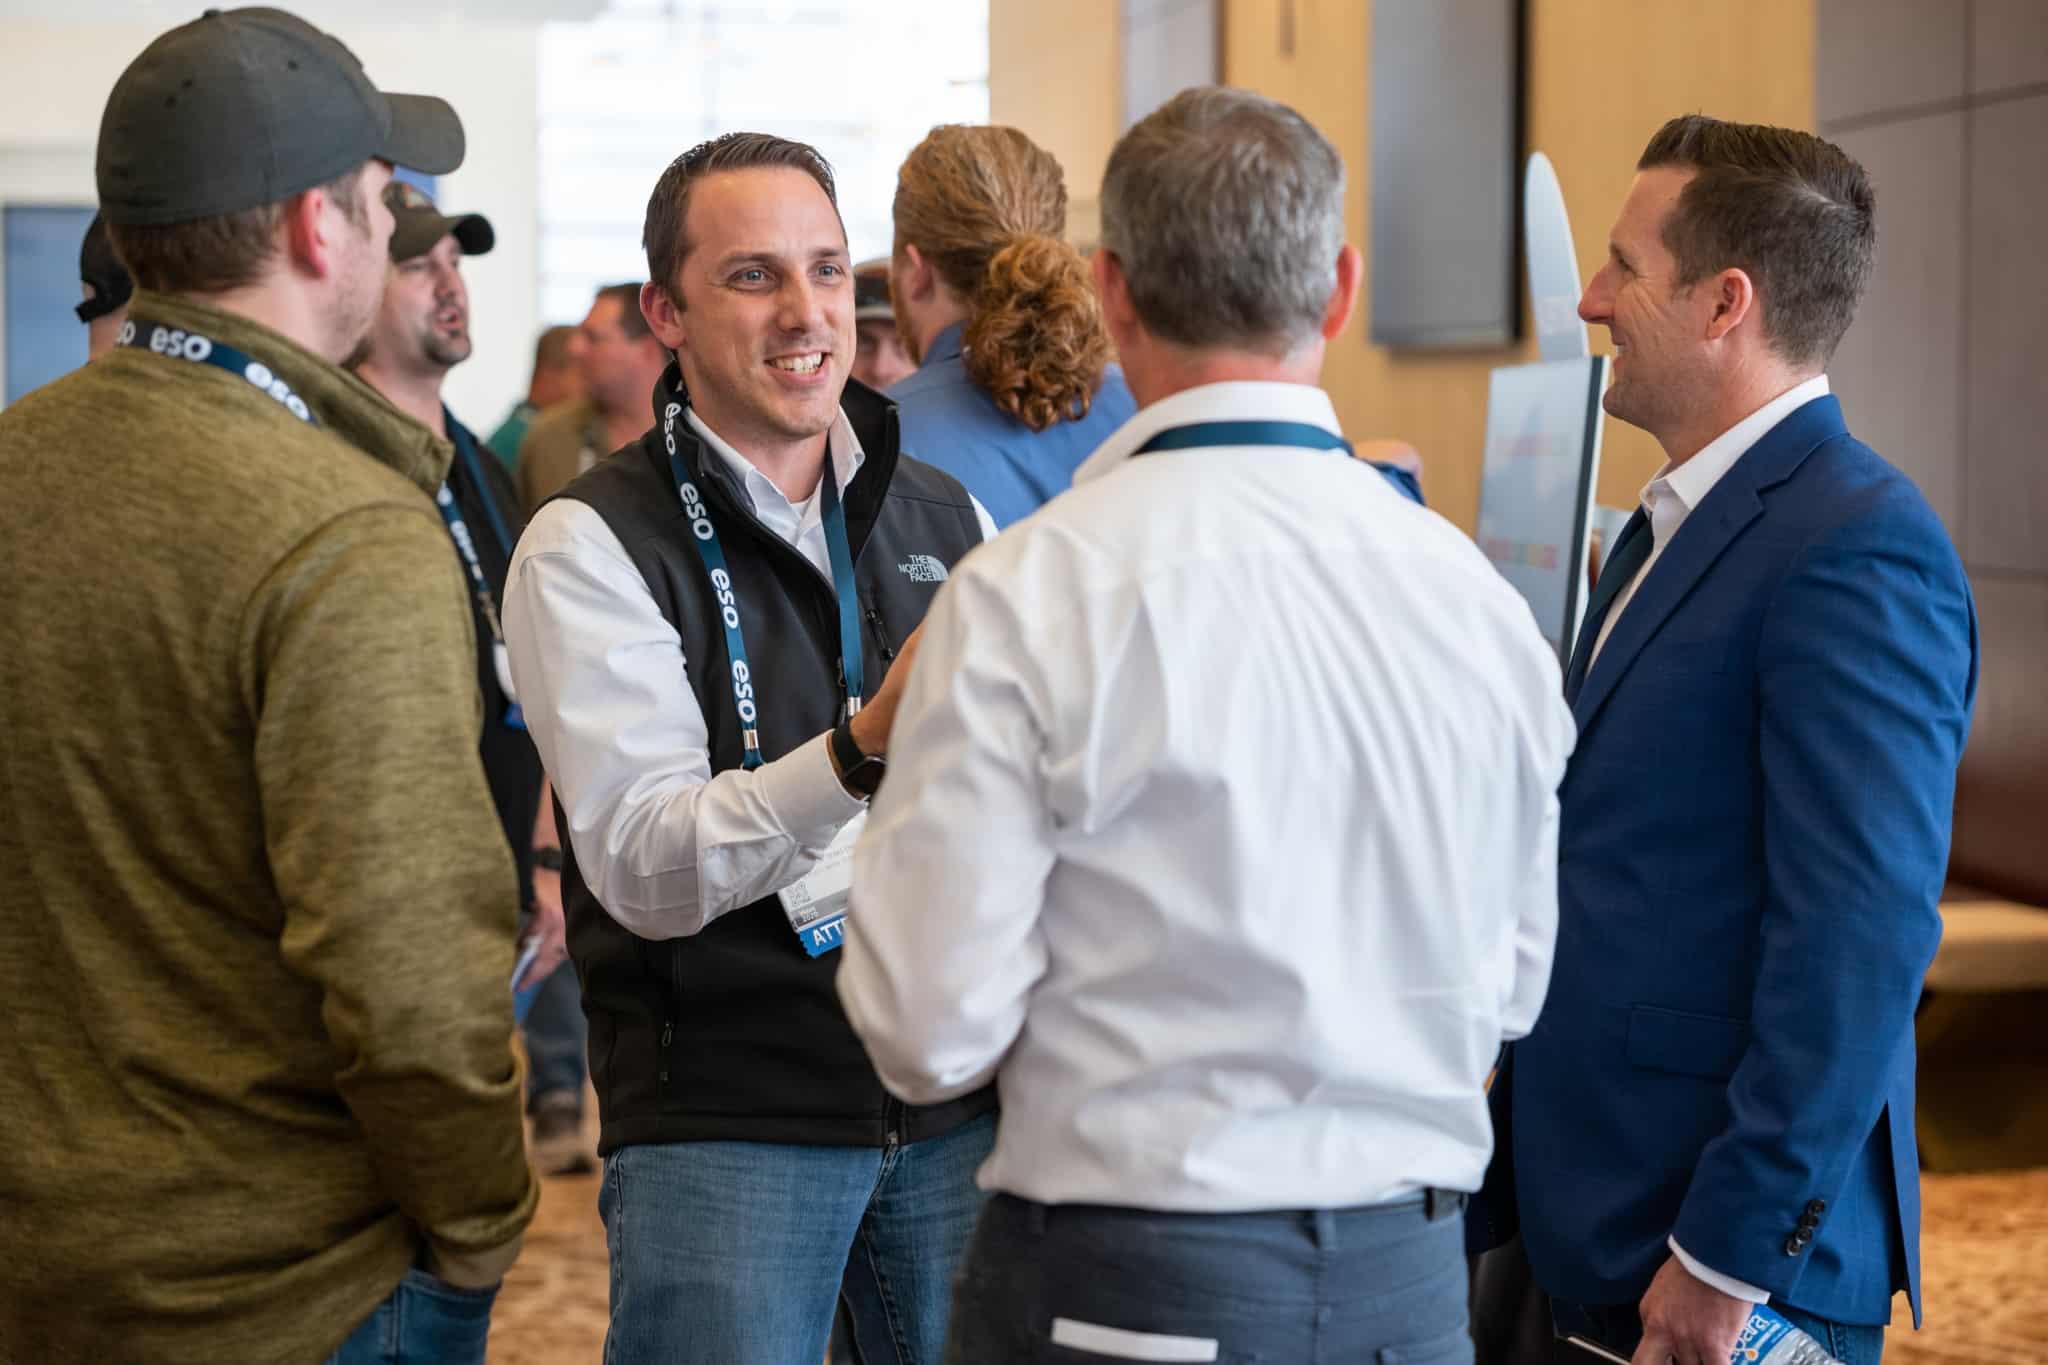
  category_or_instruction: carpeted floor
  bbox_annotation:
[485,1145,2048,1364]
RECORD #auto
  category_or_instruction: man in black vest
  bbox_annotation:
[353,183,594,1177]
[503,132,998,1365]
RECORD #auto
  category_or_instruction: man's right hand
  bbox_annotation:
[846,623,926,758]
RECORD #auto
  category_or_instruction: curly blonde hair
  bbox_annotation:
[893,125,1111,433]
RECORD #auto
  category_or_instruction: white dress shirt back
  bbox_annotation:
[839,381,1577,1213]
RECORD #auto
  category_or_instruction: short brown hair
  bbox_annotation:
[895,124,1110,432]
[593,282,652,339]
[642,133,841,305]
[1638,115,1875,368]
[108,165,370,296]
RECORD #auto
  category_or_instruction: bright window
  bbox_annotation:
[538,0,990,323]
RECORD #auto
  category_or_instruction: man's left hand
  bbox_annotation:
[1632,1254,1752,1365]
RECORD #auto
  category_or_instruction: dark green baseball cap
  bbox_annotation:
[97,6,465,227]
[386,181,495,263]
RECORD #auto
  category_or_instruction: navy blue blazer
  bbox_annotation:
[1474,395,1976,1327]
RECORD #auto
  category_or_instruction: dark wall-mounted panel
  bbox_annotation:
[1368,0,1522,350]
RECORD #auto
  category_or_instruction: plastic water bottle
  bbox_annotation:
[1733,1306,1842,1365]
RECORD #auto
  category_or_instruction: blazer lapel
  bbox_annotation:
[1570,394,1849,739]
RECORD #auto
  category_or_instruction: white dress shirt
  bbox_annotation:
[1588,376,1831,670]
[503,406,995,941]
[1583,375,1831,1305]
[838,380,1577,1213]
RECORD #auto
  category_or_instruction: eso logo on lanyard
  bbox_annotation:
[118,318,316,426]
[439,415,526,731]
[662,400,867,957]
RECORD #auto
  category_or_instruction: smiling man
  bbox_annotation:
[1471,116,1977,1365]
[502,132,999,1365]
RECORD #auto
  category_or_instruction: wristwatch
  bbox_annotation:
[829,718,887,799]
[532,846,564,872]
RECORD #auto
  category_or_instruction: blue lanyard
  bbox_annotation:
[1133,419,1425,505]
[661,403,865,770]
[117,317,317,426]
[446,411,516,559]
[433,475,525,731]
[1133,420,1353,457]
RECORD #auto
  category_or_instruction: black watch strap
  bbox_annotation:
[532,845,564,872]
[831,719,886,799]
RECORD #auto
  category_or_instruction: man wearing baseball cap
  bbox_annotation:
[0,9,536,1365]
[355,182,597,1178]
[851,256,916,391]
[76,212,133,361]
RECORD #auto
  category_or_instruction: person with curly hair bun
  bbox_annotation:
[887,124,1137,528]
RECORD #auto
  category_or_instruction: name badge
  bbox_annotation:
[777,813,864,957]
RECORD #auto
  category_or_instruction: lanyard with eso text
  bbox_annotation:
[661,401,864,769]
[117,317,317,425]
[433,475,525,730]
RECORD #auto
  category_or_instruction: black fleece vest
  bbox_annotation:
[553,367,996,1154]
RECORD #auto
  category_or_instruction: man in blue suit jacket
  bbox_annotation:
[1473,116,1977,1365]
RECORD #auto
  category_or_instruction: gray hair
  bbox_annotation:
[1100,86,1346,353]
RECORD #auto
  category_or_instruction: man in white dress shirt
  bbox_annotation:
[503,132,1000,1365]
[838,86,1575,1364]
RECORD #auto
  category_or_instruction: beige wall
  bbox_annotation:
[990,0,1121,249]
[992,0,1815,531]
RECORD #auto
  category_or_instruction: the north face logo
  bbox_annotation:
[898,554,947,584]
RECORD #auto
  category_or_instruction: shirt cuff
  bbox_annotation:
[756,730,869,835]
[1668,1236,1770,1304]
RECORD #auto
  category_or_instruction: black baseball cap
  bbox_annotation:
[77,213,134,324]
[386,181,495,263]
[97,6,465,227]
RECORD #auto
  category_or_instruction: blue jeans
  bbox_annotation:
[1550,1298,1884,1365]
[324,1268,500,1365]
[947,1193,1474,1364]
[598,1114,995,1365]
[522,960,587,1106]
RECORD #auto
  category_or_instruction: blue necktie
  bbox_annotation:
[1565,509,1653,703]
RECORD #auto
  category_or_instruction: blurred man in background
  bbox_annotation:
[851,257,916,391]
[488,323,584,469]
[515,281,667,512]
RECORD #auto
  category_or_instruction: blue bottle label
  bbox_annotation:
[1733,1306,1798,1361]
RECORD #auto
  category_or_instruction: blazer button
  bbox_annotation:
[1797,1213,1819,1231]
[1805,1199,1827,1216]
[1784,1235,1804,1256]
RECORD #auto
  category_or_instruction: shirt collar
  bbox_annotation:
[1644,374,1831,524]
[1073,381,1344,487]
[920,321,967,369]
[684,405,866,516]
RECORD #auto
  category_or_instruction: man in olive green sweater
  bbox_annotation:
[0,12,536,1365]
